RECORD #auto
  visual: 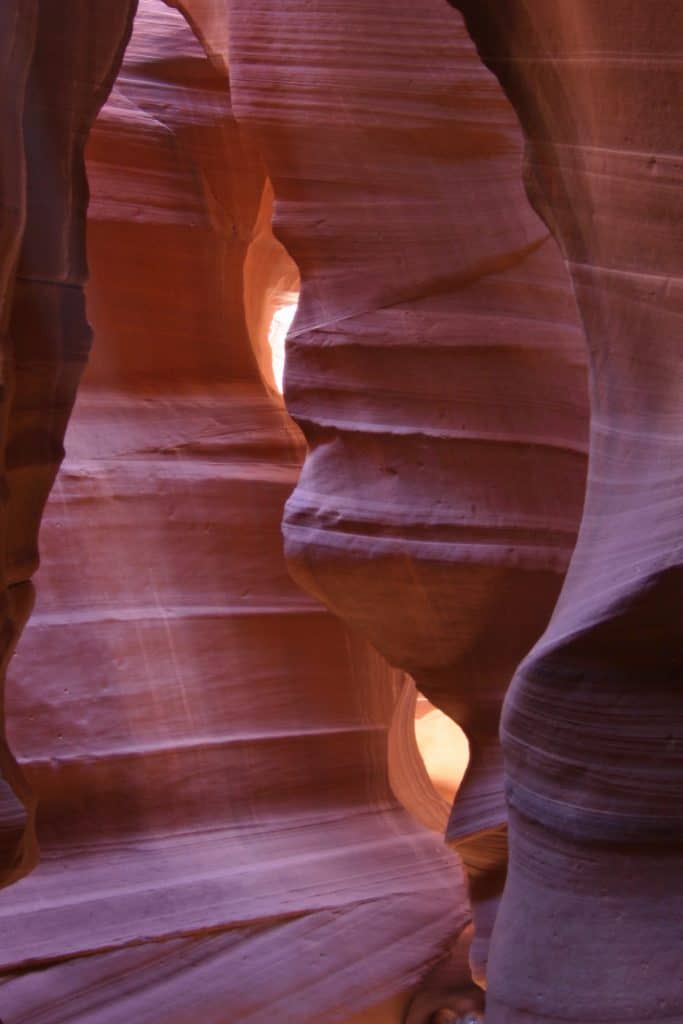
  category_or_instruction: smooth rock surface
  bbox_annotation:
[217,0,590,993]
[1,4,467,1021]
[448,2,683,1019]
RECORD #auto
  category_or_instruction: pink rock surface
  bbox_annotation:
[1,1,675,1021]
[1,4,467,1021]
[219,0,589,994]
[448,2,683,1020]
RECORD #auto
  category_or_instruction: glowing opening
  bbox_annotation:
[243,178,300,398]
[414,693,469,807]
[388,677,470,835]
[267,295,298,394]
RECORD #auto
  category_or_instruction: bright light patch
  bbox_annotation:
[415,695,469,805]
[268,296,298,393]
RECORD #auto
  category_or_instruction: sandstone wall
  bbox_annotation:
[218,0,589,994]
[449,3,683,1020]
[0,4,467,1021]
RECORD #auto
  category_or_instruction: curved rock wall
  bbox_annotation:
[221,0,590,990]
[448,2,683,1020]
[0,0,137,888]
[2,1,671,1020]
[1,4,467,1021]
[0,1,39,888]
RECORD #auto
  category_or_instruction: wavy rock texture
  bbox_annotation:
[1,3,467,1021]
[0,0,137,888]
[447,2,683,1021]
[218,0,589,992]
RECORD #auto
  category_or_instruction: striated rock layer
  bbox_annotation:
[448,2,683,1021]
[221,0,589,995]
[1,3,467,1021]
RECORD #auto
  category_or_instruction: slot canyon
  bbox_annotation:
[0,2,679,1023]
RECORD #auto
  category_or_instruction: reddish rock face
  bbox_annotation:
[448,2,683,1020]
[1,1,676,1021]
[0,4,468,1021]
[220,0,589,994]
[0,0,590,1016]
[0,0,137,888]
